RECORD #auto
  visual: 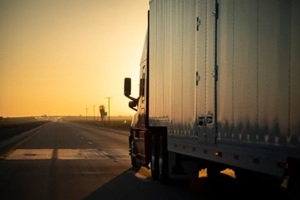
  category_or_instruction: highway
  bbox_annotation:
[0,122,287,200]
[0,121,133,200]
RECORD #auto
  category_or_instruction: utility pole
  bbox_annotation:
[105,97,112,122]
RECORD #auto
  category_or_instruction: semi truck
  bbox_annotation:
[124,0,300,197]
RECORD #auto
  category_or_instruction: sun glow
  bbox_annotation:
[0,0,148,117]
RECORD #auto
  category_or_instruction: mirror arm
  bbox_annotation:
[125,95,136,102]
[129,105,137,111]
[128,98,139,111]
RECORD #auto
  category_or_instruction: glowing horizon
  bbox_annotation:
[0,0,148,118]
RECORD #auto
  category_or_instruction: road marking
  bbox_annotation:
[101,149,130,160]
[0,126,43,158]
[6,149,53,160]
[4,148,130,160]
[57,149,107,160]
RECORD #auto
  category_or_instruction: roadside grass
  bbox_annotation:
[0,120,49,140]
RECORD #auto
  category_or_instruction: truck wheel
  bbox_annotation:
[234,168,258,186]
[129,138,138,168]
[131,157,137,167]
[235,168,251,182]
[158,134,168,183]
[287,178,300,200]
[151,134,159,180]
[286,159,300,200]
[206,165,222,180]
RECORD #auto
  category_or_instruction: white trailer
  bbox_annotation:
[124,0,300,197]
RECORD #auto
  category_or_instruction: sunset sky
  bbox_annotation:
[0,0,149,117]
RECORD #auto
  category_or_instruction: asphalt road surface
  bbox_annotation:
[0,122,288,200]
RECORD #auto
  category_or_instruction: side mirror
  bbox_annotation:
[124,77,137,111]
[124,78,131,97]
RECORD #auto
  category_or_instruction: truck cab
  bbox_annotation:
[124,30,150,168]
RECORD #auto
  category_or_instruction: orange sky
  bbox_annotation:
[0,0,149,117]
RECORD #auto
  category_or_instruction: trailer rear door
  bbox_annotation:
[196,0,218,145]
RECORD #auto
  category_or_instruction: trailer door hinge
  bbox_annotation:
[213,2,219,20]
[198,115,213,127]
[196,17,201,31]
[211,65,218,81]
[196,71,200,86]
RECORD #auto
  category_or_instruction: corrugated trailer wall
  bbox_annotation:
[218,0,300,147]
[290,0,300,146]
[149,0,169,123]
[149,0,299,148]
[147,0,299,178]
[149,0,198,137]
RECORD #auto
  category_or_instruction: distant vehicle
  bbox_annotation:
[124,0,300,198]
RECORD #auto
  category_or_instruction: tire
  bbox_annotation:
[158,134,169,183]
[286,159,300,200]
[234,168,268,188]
[234,168,255,184]
[206,165,221,180]
[131,156,138,168]
[129,134,138,168]
[287,178,300,200]
[151,134,159,180]
[130,144,138,167]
